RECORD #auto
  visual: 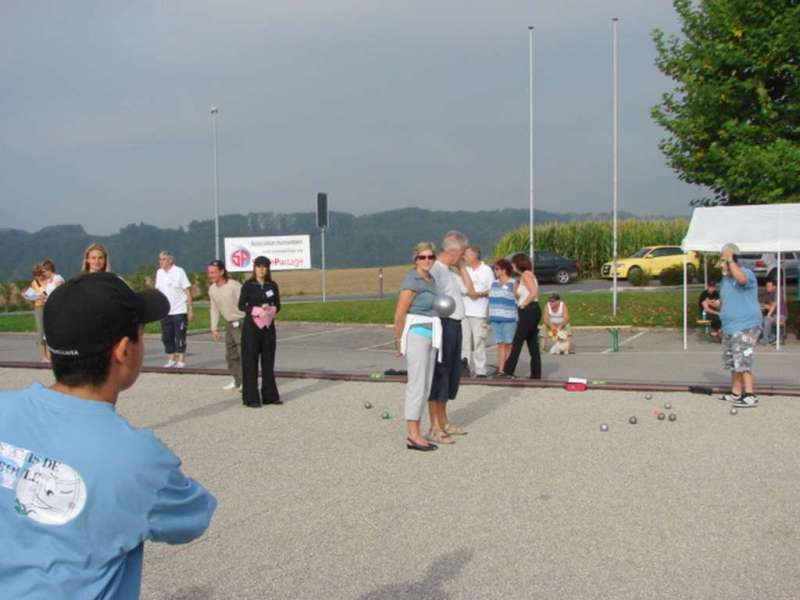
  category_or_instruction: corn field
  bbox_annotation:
[492,219,690,277]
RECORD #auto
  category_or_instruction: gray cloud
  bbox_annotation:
[1,0,698,234]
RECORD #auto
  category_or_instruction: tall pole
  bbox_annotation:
[612,18,620,316]
[210,106,221,260]
[321,229,326,302]
[528,26,535,262]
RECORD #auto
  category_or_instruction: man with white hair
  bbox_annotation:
[460,245,493,377]
[155,251,193,368]
[427,230,471,444]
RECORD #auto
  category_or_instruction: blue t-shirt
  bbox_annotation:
[488,280,517,323]
[719,268,762,335]
[399,269,438,317]
[0,383,217,600]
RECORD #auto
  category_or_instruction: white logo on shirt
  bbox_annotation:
[1,441,87,526]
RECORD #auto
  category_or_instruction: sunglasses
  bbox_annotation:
[416,254,435,261]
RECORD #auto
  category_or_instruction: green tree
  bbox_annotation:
[652,0,800,205]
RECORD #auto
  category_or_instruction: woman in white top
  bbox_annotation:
[497,253,541,378]
[542,292,574,354]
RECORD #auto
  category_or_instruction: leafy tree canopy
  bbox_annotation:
[652,0,800,205]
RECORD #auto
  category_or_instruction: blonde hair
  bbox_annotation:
[411,241,436,263]
[82,243,110,273]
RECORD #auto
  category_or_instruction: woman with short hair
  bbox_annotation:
[488,258,517,374]
[393,241,441,451]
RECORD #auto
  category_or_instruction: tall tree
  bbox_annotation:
[652,0,800,205]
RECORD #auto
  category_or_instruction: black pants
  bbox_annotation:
[161,314,187,354]
[503,303,542,379]
[241,319,279,406]
[429,318,462,401]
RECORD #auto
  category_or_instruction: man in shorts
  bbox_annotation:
[0,273,217,598]
[718,243,763,408]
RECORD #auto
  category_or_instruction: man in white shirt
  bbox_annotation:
[208,260,246,390]
[460,246,494,377]
[154,251,193,368]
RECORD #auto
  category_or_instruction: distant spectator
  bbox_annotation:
[81,243,110,273]
[459,245,493,377]
[698,280,721,339]
[498,253,541,379]
[155,251,193,368]
[26,264,50,362]
[488,259,517,374]
[760,278,787,345]
[208,259,246,391]
[542,293,574,354]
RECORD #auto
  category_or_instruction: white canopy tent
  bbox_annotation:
[680,204,800,350]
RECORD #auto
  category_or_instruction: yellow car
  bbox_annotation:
[601,245,700,280]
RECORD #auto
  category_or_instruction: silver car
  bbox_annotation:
[737,252,799,282]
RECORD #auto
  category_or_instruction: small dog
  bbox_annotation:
[549,330,571,355]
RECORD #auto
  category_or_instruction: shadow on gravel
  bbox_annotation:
[277,379,343,403]
[358,548,473,600]
[448,388,522,428]
[146,398,240,431]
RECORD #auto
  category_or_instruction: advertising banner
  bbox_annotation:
[223,235,311,272]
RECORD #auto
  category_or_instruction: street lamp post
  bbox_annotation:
[528,25,535,263]
[210,106,221,260]
[611,18,620,317]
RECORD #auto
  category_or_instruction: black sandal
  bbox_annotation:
[406,438,438,452]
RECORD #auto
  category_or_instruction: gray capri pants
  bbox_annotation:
[404,331,437,421]
[34,306,46,345]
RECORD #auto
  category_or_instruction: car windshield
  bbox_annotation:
[630,248,651,258]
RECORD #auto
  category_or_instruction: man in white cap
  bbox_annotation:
[718,243,762,408]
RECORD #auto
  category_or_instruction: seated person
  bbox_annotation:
[698,280,721,339]
[760,278,787,344]
[542,293,574,354]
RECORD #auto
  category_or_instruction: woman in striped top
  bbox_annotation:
[488,258,517,374]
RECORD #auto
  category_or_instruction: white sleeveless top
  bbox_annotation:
[547,301,565,325]
[516,275,538,307]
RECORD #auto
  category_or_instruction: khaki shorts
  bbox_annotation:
[722,327,760,373]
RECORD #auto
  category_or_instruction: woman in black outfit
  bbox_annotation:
[500,253,542,379]
[238,255,281,407]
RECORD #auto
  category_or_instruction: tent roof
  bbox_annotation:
[681,204,800,253]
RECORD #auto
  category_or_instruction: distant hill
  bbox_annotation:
[0,207,649,281]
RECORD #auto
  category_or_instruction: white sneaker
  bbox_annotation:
[164,359,176,368]
[174,361,186,369]
[223,380,238,390]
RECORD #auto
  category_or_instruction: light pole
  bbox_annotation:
[528,25,535,263]
[611,18,620,317]
[210,106,221,260]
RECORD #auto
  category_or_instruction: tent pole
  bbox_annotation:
[683,254,688,350]
[703,255,708,287]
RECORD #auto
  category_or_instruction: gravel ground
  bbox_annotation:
[2,368,799,600]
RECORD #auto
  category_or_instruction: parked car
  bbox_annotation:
[601,245,700,280]
[737,252,799,283]
[510,251,580,284]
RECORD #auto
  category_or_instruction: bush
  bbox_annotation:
[628,269,651,287]
[659,265,684,286]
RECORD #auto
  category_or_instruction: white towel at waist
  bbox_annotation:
[400,314,443,362]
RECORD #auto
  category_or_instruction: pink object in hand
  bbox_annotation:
[251,305,276,329]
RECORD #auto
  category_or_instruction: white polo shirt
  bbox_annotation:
[155,265,191,315]
[462,262,494,318]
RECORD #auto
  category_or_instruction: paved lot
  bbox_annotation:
[2,323,798,387]
[1,368,798,599]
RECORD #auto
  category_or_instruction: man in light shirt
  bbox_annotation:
[460,246,494,378]
[208,260,246,390]
[155,251,193,368]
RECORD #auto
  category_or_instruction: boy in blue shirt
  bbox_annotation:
[0,272,217,599]
[718,244,763,408]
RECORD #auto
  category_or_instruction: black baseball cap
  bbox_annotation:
[254,256,271,267]
[44,272,169,357]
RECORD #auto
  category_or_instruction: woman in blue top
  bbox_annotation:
[488,258,517,373]
[393,242,440,451]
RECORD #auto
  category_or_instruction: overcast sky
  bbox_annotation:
[1,0,699,235]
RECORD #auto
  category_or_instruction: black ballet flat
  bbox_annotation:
[244,402,263,408]
[264,399,283,405]
[406,438,438,452]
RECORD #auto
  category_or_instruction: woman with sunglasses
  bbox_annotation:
[393,242,441,451]
[488,258,517,373]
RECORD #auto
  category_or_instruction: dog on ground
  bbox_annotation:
[549,329,571,355]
